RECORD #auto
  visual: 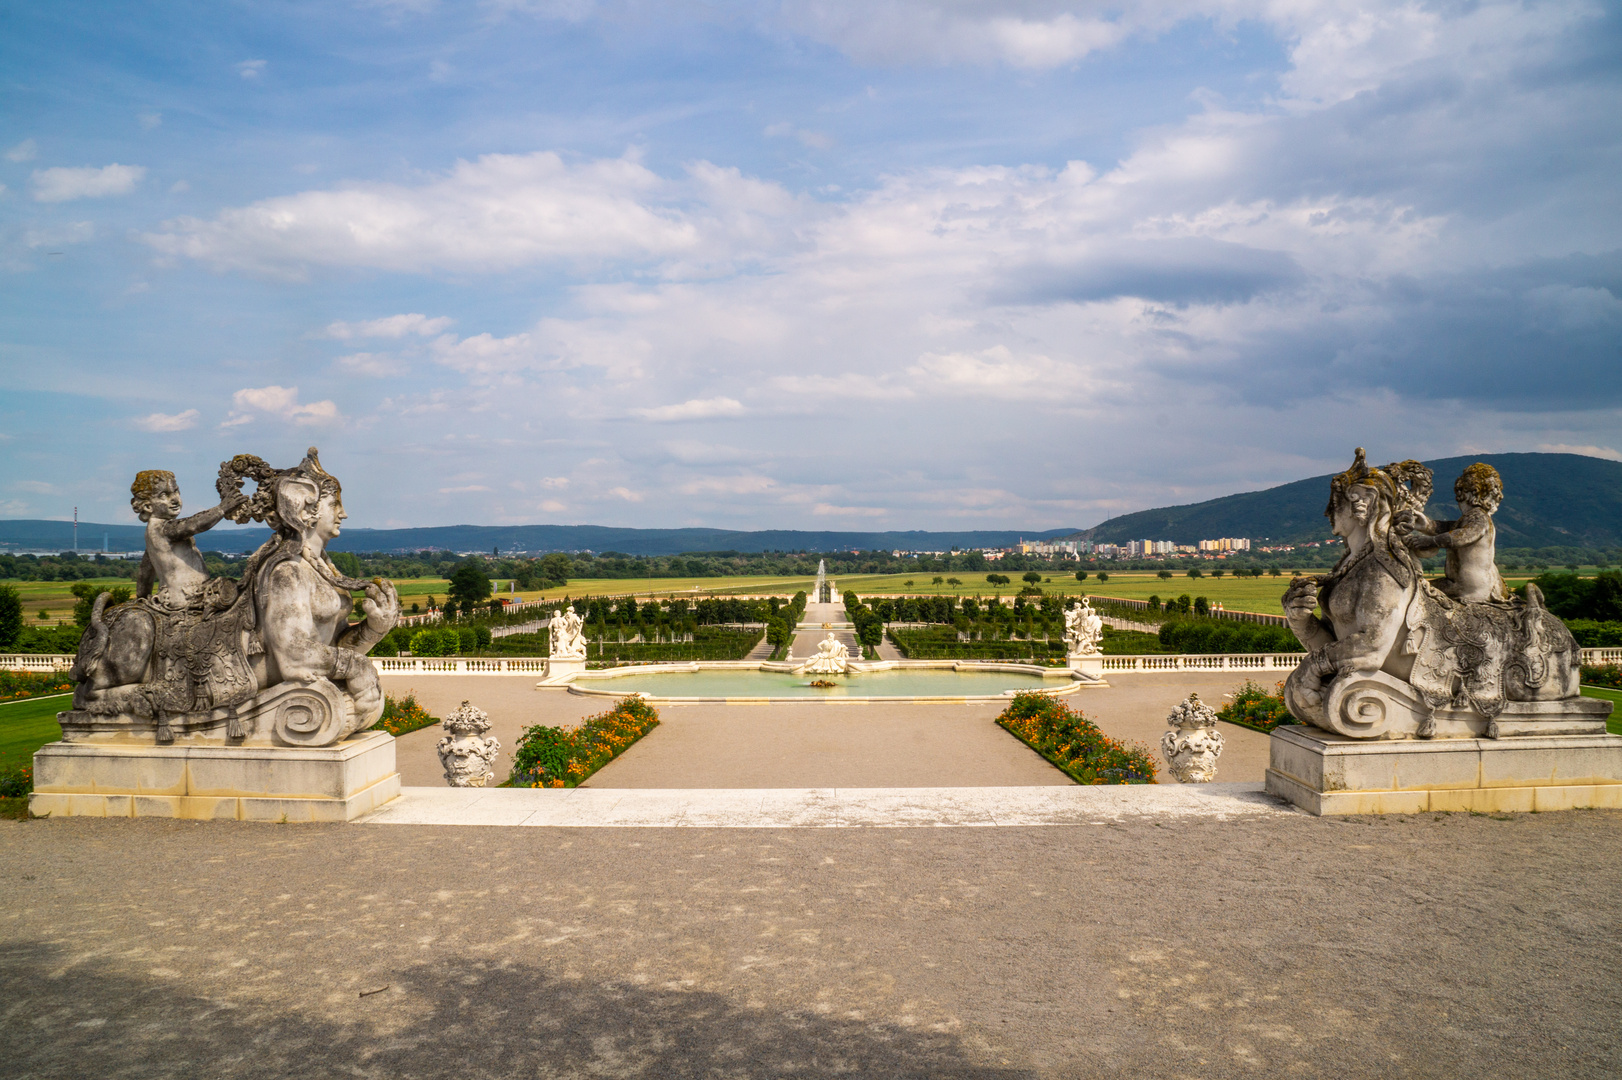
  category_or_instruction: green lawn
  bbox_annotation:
[0,692,68,762]
[1580,685,1622,735]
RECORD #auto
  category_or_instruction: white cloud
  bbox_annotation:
[438,484,492,493]
[5,138,37,162]
[678,475,776,496]
[336,352,408,377]
[1537,443,1622,463]
[765,122,834,150]
[143,151,724,275]
[31,164,146,202]
[14,480,58,495]
[607,486,644,502]
[138,112,162,130]
[538,476,569,489]
[322,313,454,339]
[632,397,745,422]
[223,385,343,427]
[237,59,267,79]
[133,409,199,432]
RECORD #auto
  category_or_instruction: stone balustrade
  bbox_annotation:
[8,647,1622,675]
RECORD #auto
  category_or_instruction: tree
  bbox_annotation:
[540,553,572,585]
[933,576,944,584]
[1194,596,1210,616]
[1097,572,1109,582]
[1269,567,1282,576]
[448,558,493,607]
[1022,571,1042,584]
[1157,569,1172,579]
[1212,569,1225,578]
[946,577,961,587]
[1075,571,1088,582]
[1187,568,1203,579]
[0,584,21,649]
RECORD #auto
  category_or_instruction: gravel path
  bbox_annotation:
[3,810,1618,1078]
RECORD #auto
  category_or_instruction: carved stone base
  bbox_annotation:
[60,677,363,747]
[545,657,586,681]
[1308,669,1612,740]
[1067,654,1103,680]
[28,730,400,822]
[1265,724,1622,815]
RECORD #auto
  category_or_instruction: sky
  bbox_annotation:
[2,0,1620,533]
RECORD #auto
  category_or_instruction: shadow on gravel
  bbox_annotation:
[0,941,1031,1079]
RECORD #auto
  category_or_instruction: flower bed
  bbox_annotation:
[509,697,660,788]
[371,691,439,737]
[1216,679,1296,734]
[995,692,1157,784]
[0,753,32,820]
[1581,663,1622,690]
[0,669,74,703]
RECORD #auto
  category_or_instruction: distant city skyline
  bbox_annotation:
[4,2,1619,531]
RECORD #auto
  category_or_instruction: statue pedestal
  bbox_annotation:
[1067,654,1104,680]
[29,730,400,822]
[545,657,586,680]
[1265,724,1622,816]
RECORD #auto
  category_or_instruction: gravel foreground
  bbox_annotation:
[2,811,1619,1079]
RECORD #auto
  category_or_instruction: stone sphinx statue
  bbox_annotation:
[65,448,400,747]
[1281,449,1600,740]
[1064,598,1103,657]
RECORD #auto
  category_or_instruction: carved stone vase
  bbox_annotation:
[436,700,501,788]
[1161,693,1225,783]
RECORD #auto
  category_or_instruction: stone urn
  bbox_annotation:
[1160,693,1225,783]
[436,700,501,788]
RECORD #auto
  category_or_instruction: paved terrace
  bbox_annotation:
[3,810,1617,1078]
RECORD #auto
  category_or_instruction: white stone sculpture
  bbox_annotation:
[436,700,501,787]
[548,605,586,660]
[65,448,400,746]
[1161,693,1224,783]
[800,632,851,675]
[1282,448,1600,740]
[1064,598,1103,657]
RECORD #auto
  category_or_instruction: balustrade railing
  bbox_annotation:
[8,647,1622,675]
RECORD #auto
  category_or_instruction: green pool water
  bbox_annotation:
[579,668,1068,699]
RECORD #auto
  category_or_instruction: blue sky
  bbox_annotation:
[2,0,1619,532]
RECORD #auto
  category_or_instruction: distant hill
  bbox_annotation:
[1082,453,1622,548]
[0,521,1075,557]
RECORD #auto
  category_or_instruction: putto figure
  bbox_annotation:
[65,448,400,747]
[548,604,587,660]
[1397,462,1507,603]
[1281,449,1591,740]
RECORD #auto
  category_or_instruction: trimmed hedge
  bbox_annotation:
[510,697,660,788]
[1158,619,1302,655]
[996,692,1157,784]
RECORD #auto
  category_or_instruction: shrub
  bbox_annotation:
[1582,664,1622,689]
[1217,679,1294,733]
[410,629,444,657]
[474,625,493,648]
[457,627,477,654]
[372,692,439,736]
[1567,620,1622,648]
[1158,618,1301,655]
[996,692,1157,784]
[0,584,21,650]
[0,753,32,799]
[510,697,660,788]
[369,636,398,657]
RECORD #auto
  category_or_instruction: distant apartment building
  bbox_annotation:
[1197,537,1252,553]
[1019,539,1079,557]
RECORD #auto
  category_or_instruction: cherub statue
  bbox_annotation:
[130,469,246,605]
[1063,598,1103,656]
[1397,462,1507,603]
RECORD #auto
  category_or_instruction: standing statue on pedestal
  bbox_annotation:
[1281,449,1591,740]
[548,605,586,660]
[66,448,400,746]
[1063,598,1103,657]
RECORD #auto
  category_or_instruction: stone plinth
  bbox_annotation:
[1265,724,1622,815]
[1067,654,1103,680]
[29,730,400,822]
[546,657,586,680]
